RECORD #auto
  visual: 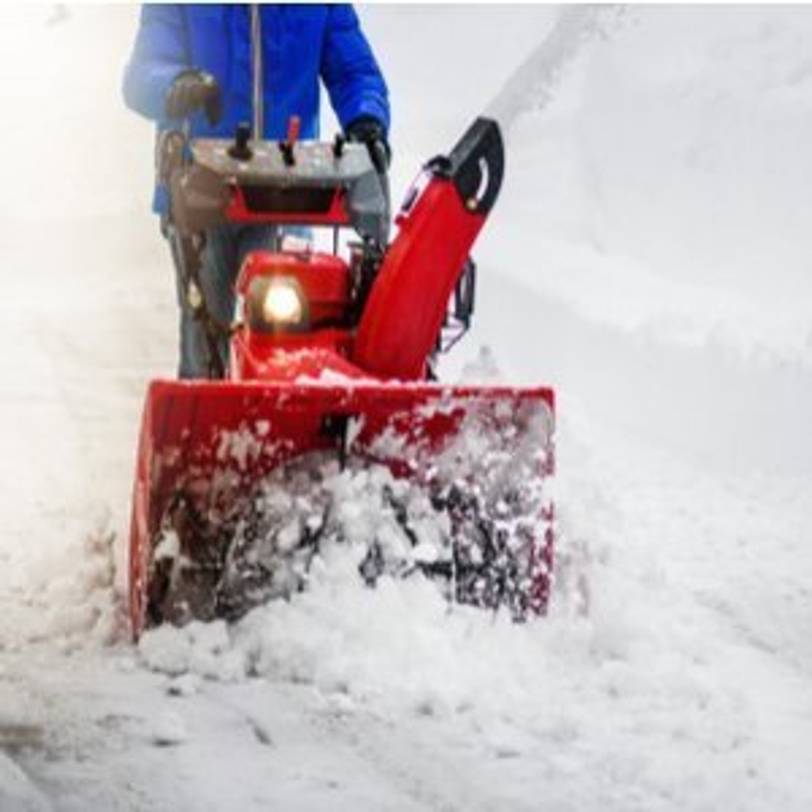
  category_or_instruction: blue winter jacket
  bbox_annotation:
[123,3,390,212]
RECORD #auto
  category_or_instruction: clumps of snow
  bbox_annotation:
[216,425,267,471]
[136,535,629,733]
[139,620,244,682]
[166,673,202,698]
[294,367,360,386]
[152,529,180,564]
[147,710,188,747]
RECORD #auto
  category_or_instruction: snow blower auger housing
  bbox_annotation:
[129,117,555,639]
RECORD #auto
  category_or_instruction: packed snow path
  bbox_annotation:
[1,6,811,810]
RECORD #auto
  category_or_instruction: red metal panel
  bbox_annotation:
[225,186,351,226]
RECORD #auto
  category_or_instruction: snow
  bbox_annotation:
[1,4,811,811]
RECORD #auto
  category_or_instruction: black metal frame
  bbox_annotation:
[436,256,477,355]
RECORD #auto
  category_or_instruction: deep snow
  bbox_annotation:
[1,4,811,811]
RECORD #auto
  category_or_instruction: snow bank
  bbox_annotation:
[492,6,812,368]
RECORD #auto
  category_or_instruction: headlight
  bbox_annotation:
[245,275,309,333]
[262,280,303,325]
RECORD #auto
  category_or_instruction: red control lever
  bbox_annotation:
[287,115,301,146]
[279,116,301,167]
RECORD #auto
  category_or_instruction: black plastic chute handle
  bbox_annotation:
[445,117,504,215]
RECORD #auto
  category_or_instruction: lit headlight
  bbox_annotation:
[262,280,303,325]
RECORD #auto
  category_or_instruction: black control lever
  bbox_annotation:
[279,142,295,167]
[229,122,253,161]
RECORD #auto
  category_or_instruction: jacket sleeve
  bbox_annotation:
[320,5,390,134]
[122,4,190,122]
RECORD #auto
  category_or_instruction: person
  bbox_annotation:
[123,4,390,378]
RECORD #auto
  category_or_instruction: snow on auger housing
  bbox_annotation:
[128,117,555,639]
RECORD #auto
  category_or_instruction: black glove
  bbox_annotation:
[346,116,391,174]
[165,70,222,126]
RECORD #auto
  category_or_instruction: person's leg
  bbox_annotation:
[168,230,202,379]
[197,224,243,375]
[236,223,281,265]
[171,224,240,379]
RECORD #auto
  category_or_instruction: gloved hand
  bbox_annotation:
[165,70,222,126]
[346,116,391,174]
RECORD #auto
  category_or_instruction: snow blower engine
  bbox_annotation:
[128,117,555,639]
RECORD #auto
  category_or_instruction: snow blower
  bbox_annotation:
[128,117,555,639]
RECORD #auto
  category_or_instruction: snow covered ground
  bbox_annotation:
[1,4,811,810]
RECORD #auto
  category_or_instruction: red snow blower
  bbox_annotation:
[129,117,555,639]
